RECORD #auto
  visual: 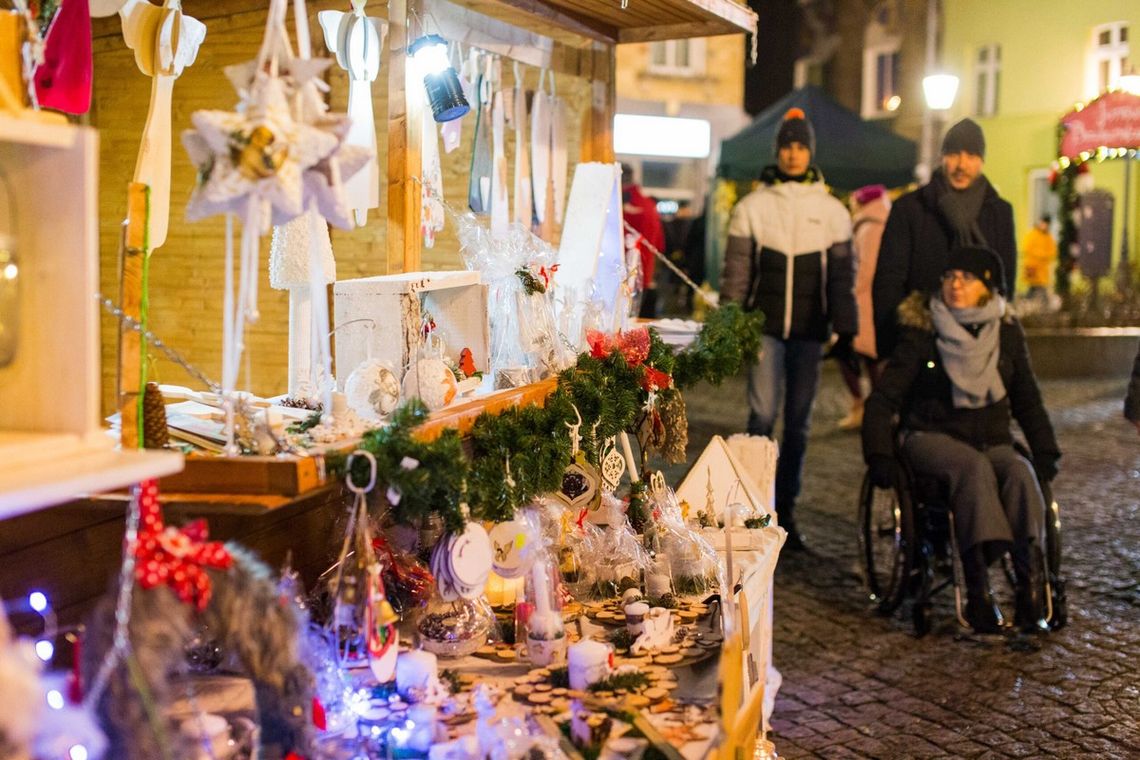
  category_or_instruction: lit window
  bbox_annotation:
[975,44,1001,117]
[1089,21,1129,95]
[646,39,706,77]
[862,44,901,118]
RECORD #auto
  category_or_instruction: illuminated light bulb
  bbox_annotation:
[47,689,65,709]
[923,73,959,111]
[28,591,48,612]
[408,34,469,123]
[35,639,54,661]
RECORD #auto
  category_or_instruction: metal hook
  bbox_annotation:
[346,450,378,494]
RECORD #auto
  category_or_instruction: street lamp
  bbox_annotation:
[923,74,960,111]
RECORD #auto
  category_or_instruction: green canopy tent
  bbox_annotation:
[717,86,918,191]
[704,86,917,291]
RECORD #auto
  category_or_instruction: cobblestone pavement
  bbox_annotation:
[680,369,1140,759]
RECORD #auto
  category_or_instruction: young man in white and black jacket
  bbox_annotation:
[719,108,858,551]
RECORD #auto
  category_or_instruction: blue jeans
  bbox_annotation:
[746,335,823,523]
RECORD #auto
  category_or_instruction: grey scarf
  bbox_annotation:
[934,168,989,247]
[930,295,1007,409]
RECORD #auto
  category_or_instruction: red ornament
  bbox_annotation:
[311,697,327,731]
[131,480,233,611]
[33,0,93,114]
[586,327,651,366]
[640,366,673,392]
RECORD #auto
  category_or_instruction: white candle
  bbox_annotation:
[619,432,640,483]
[532,556,552,618]
[396,649,438,695]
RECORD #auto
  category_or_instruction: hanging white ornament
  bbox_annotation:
[401,358,458,411]
[345,359,401,420]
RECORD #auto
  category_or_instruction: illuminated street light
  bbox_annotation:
[923,74,960,111]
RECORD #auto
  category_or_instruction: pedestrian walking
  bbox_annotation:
[719,107,857,551]
[621,163,666,318]
[863,246,1060,634]
[1022,215,1058,310]
[873,118,1017,358]
[836,184,890,430]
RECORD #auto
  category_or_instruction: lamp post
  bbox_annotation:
[918,0,958,181]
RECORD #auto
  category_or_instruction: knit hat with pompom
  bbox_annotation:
[775,107,815,157]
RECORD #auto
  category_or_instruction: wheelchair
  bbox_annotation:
[857,439,1066,637]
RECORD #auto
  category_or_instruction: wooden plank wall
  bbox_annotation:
[91,1,595,412]
[0,488,349,636]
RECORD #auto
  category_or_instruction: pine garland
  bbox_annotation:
[672,303,763,389]
[349,309,762,529]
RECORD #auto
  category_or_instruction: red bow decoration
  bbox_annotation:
[586,327,650,366]
[132,480,233,611]
[641,366,673,392]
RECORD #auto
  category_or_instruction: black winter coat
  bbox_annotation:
[863,293,1060,475]
[1125,340,1140,423]
[872,177,1016,357]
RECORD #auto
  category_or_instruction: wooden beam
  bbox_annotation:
[118,183,148,449]
[580,41,615,164]
[441,0,619,44]
[618,22,743,43]
[387,0,423,274]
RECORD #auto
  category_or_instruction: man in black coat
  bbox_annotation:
[873,119,1016,357]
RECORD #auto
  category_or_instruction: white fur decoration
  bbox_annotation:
[269,208,336,290]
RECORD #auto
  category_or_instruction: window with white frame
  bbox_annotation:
[975,44,1000,117]
[862,43,901,118]
[1090,21,1129,94]
[647,39,706,76]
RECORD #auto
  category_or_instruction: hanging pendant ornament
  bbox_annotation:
[121,0,207,250]
[420,71,445,247]
[489,79,509,239]
[318,0,386,227]
[599,435,626,493]
[330,451,387,669]
[511,61,533,227]
[550,405,601,513]
[529,68,551,233]
[33,0,93,114]
[488,516,532,579]
[468,52,494,213]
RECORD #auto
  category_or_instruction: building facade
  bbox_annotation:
[941,0,1139,284]
[615,34,750,214]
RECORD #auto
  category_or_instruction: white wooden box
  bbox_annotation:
[332,270,490,386]
[0,117,182,519]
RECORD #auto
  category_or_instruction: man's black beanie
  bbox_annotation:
[775,108,815,157]
[941,118,985,158]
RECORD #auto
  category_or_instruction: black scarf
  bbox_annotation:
[759,164,823,186]
[933,168,989,247]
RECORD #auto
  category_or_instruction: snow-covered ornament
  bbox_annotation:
[345,359,401,420]
[401,358,458,411]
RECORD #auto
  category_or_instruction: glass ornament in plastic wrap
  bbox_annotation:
[649,473,723,597]
[576,492,651,599]
[414,591,495,658]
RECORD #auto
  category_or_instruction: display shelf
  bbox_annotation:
[0,432,183,521]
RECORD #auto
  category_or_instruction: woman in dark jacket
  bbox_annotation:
[862,246,1060,635]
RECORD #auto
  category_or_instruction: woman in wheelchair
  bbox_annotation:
[862,245,1060,635]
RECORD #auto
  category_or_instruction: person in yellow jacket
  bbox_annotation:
[1022,215,1058,304]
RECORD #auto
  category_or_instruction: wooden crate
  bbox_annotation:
[332,270,490,387]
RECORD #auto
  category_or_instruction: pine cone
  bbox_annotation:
[142,382,169,449]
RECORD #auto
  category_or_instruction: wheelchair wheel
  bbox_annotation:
[858,469,914,614]
[1042,485,1067,629]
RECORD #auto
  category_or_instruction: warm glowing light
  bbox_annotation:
[46,690,65,710]
[613,114,711,158]
[923,74,959,111]
[885,95,901,111]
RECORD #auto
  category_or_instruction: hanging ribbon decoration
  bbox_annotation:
[512,61,533,227]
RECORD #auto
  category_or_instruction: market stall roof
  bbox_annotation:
[1059,90,1140,159]
[717,86,918,192]
[447,0,757,44]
